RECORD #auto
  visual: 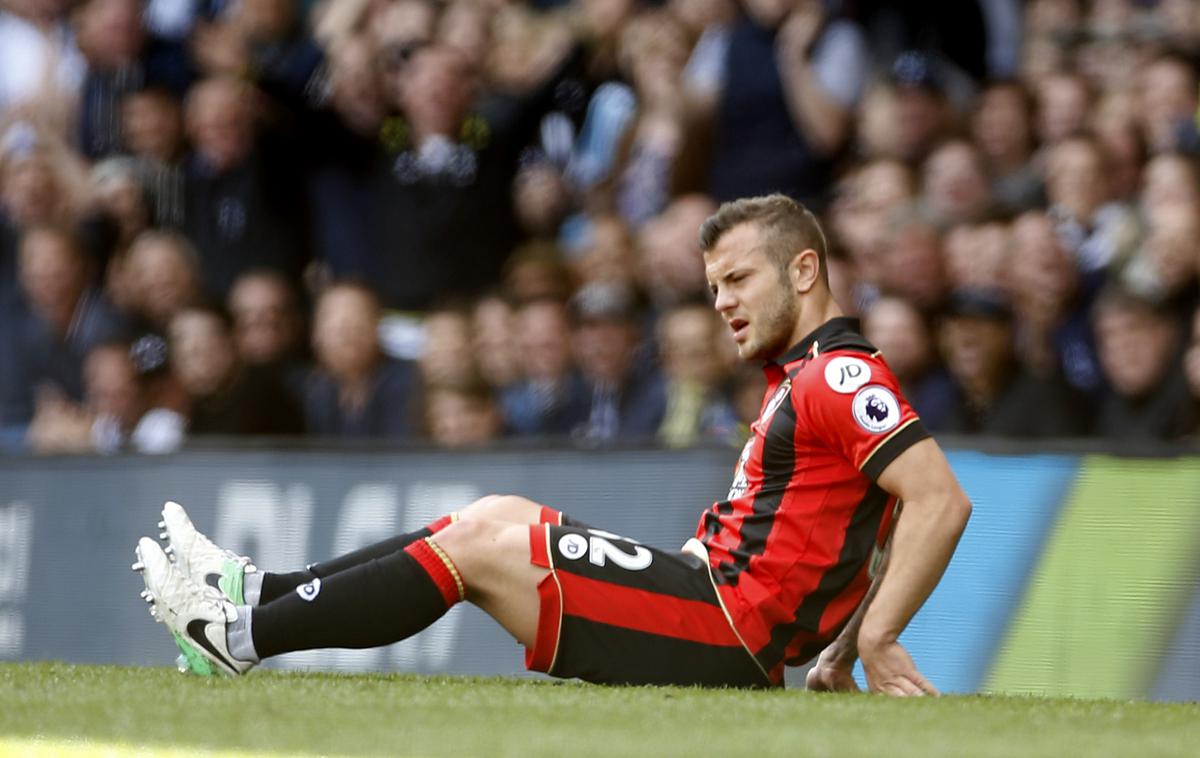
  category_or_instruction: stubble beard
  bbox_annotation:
[741,293,799,362]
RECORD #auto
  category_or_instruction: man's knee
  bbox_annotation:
[431,519,532,595]
[459,494,543,524]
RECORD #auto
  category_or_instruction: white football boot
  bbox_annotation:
[158,501,257,606]
[133,537,254,676]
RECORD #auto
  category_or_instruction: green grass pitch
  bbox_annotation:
[2,662,1198,757]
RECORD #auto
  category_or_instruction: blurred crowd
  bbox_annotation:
[2,0,1200,455]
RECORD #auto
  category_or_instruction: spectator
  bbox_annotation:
[656,302,736,447]
[419,304,477,390]
[371,42,567,309]
[570,282,665,442]
[829,159,916,284]
[943,220,1010,291]
[26,340,184,454]
[120,84,186,225]
[1,224,127,427]
[707,0,868,206]
[874,210,947,312]
[501,297,589,436]
[502,242,573,302]
[938,289,1088,437]
[426,378,504,448]
[1093,287,1193,440]
[920,138,993,229]
[861,295,955,431]
[1120,204,1200,309]
[472,293,520,391]
[111,229,202,335]
[878,51,954,166]
[226,268,306,376]
[1136,52,1198,155]
[168,304,303,438]
[1045,134,1140,282]
[1035,71,1091,147]
[304,283,418,439]
[1006,211,1104,396]
[602,10,706,227]
[73,0,189,160]
[971,80,1043,214]
[568,213,638,289]
[636,193,716,313]
[90,157,151,249]
[181,76,308,299]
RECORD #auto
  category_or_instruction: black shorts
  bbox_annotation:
[525,523,771,688]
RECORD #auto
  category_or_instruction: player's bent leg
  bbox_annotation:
[456,494,547,527]
[429,519,547,647]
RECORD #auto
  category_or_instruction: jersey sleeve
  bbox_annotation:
[794,351,930,481]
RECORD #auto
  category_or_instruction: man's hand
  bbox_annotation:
[859,637,940,697]
[805,644,860,692]
[776,0,826,64]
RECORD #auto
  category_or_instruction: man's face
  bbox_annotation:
[862,298,931,382]
[398,47,476,137]
[1095,305,1179,398]
[313,289,381,380]
[660,307,724,385]
[516,302,573,382]
[939,316,1013,386]
[122,91,183,161]
[169,311,237,398]
[187,83,254,171]
[229,276,298,365]
[127,238,198,325]
[19,230,85,317]
[704,223,799,362]
[574,319,637,385]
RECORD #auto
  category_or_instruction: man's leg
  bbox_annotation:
[160,496,552,606]
[257,495,552,604]
[236,518,546,662]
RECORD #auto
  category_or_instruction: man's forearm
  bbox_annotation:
[858,493,970,648]
[778,61,849,156]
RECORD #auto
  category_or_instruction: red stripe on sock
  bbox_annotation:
[427,515,454,534]
[404,539,463,607]
[537,506,562,526]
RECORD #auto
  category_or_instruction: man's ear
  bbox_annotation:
[788,249,821,294]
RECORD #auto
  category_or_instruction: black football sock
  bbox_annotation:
[249,538,465,659]
[256,515,456,604]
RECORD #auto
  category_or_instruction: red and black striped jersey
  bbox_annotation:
[695,317,928,683]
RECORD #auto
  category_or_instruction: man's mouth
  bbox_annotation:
[729,318,749,342]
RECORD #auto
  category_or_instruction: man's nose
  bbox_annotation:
[713,288,736,313]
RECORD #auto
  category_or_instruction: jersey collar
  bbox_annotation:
[769,316,861,368]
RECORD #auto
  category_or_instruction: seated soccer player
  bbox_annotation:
[134,195,971,694]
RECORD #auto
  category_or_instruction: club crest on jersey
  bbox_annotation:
[852,386,901,433]
[760,379,792,426]
[824,356,872,393]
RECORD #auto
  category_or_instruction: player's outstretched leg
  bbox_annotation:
[133,537,255,676]
[161,496,551,607]
[227,517,545,663]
